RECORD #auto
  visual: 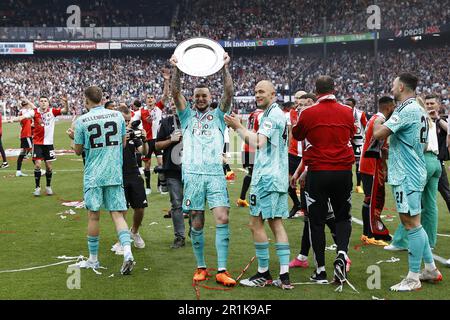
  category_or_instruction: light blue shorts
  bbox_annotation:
[182,173,230,211]
[84,185,127,212]
[249,184,289,220]
[391,184,422,216]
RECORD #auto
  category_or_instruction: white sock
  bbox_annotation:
[317,266,326,273]
[280,265,289,275]
[258,266,269,273]
[297,254,308,261]
[218,268,226,272]
[407,271,420,281]
[424,262,436,271]
[123,244,132,260]
[89,254,98,262]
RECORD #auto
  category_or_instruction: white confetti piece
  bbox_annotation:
[325,244,337,251]
[376,257,400,264]
[109,274,114,278]
[149,222,158,226]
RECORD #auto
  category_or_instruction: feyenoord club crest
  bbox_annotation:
[207,115,213,121]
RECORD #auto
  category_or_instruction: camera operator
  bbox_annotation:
[156,102,185,249]
[112,105,149,253]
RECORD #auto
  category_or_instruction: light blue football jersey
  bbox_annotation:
[251,103,289,192]
[177,103,227,176]
[384,98,427,191]
[74,106,126,189]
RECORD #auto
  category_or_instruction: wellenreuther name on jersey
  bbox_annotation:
[81,113,120,123]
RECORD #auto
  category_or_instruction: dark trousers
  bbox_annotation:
[438,163,450,213]
[361,173,373,236]
[306,170,352,268]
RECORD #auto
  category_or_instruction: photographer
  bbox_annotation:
[156,103,185,249]
[112,105,149,253]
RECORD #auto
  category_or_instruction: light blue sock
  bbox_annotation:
[275,242,290,274]
[215,224,230,271]
[422,229,434,264]
[87,235,99,260]
[407,226,426,273]
[118,229,131,247]
[391,223,409,248]
[191,228,206,268]
[255,242,269,271]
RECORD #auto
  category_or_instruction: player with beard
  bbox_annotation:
[170,52,236,287]
[373,73,442,291]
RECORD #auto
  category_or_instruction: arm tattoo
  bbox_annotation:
[220,66,233,113]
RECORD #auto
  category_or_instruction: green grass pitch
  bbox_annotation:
[0,120,449,300]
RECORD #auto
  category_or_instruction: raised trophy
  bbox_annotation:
[173,37,225,77]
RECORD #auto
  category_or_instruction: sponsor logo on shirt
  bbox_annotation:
[390,115,400,123]
[263,120,273,130]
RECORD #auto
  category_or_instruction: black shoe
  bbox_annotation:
[171,237,185,249]
[273,273,294,290]
[334,253,347,284]
[240,271,273,287]
[310,270,328,284]
[1,162,8,169]
[288,206,300,218]
[164,209,172,219]
[373,234,392,242]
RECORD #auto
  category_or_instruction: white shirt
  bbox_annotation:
[426,120,439,154]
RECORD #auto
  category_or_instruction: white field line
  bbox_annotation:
[351,217,449,265]
[0,260,77,273]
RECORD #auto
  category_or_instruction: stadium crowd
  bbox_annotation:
[0,0,448,39]
[174,0,449,40]
[1,45,449,116]
[0,0,175,27]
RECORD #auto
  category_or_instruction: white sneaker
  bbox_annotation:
[33,187,41,196]
[131,231,145,249]
[384,244,407,251]
[390,277,421,292]
[120,256,135,275]
[72,259,100,270]
[111,242,124,255]
[16,171,28,177]
[145,188,152,195]
[446,258,450,266]
[45,186,53,195]
[40,169,46,175]
[419,268,443,282]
